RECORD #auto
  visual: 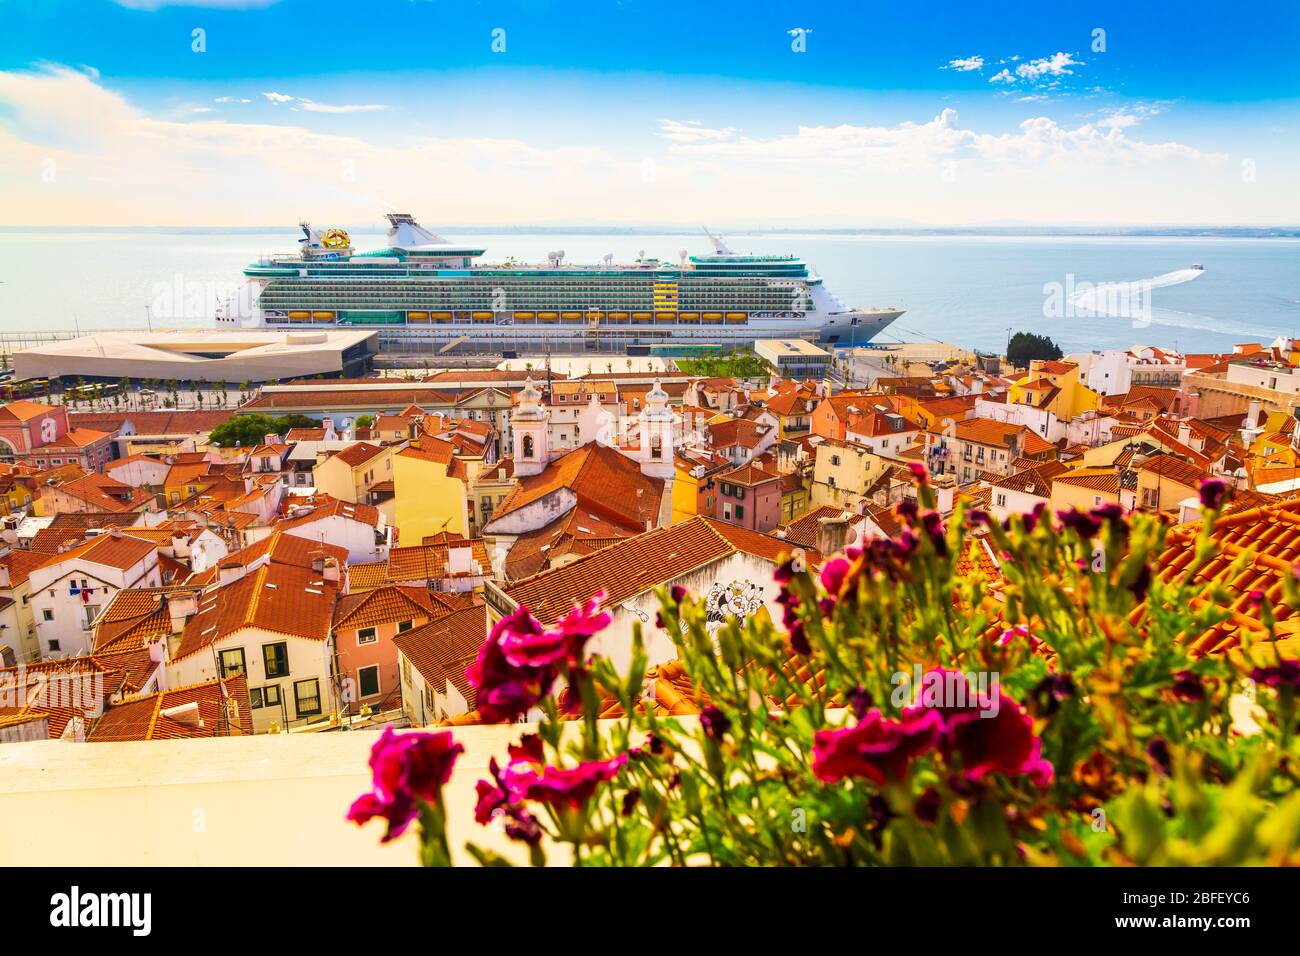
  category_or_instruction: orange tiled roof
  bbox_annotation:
[0,400,59,423]
[89,676,252,741]
[393,604,488,709]
[331,442,387,468]
[1052,467,1125,496]
[489,443,663,531]
[172,563,338,661]
[387,538,491,583]
[779,505,865,551]
[346,560,389,592]
[33,531,157,573]
[1136,453,1211,488]
[1149,498,1300,654]
[504,516,817,625]
[505,508,636,580]
[397,438,455,466]
[334,584,449,631]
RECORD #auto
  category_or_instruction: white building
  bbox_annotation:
[165,561,340,733]
[1069,347,1186,396]
[28,531,162,658]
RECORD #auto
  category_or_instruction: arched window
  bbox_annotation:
[650,433,662,460]
[0,438,14,464]
[522,434,535,459]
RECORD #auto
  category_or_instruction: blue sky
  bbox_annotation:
[1,0,1297,225]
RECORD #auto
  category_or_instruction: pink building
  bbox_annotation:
[0,401,114,471]
[330,584,471,713]
[713,463,783,534]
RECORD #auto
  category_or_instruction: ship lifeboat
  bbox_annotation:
[608,311,629,323]
[312,311,335,321]
[561,311,582,322]
[407,311,429,321]
[471,311,493,321]
[539,311,559,323]
[586,311,605,323]
[632,312,653,323]
[702,312,723,323]
[678,312,700,323]
[288,311,311,321]
[654,311,677,323]
[725,312,748,324]
[514,311,536,324]
[430,311,453,322]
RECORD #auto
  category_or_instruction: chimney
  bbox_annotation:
[170,532,190,557]
[164,589,199,634]
[264,433,279,447]
[312,553,341,583]
[218,559,245,585]
[1177,422,1191,446]
[0,564,9,589]
[448,543,472,577]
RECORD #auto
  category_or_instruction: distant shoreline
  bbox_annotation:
[1,226,1298,239]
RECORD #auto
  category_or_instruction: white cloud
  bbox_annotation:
[944,56,985,72]
[113,0,281,9]
[0,65,1268,227]
[297,99,389,114]
[658,119,737,143]
[262,92,387,113]
[665,107,1228,170]
[214,96,252,104]
[992,52,1082,86]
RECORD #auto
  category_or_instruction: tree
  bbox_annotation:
[1006,331,1063,369]
[207,413,323,448]
[355,415,375,429]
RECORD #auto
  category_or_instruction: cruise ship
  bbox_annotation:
[219,213,904,351]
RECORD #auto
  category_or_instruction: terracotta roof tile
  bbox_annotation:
[89,676,252,741]
[504,516,817,625]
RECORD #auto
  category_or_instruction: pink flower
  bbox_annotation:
[820,556,851,595]
[906,676,1053,786]
[551,591,612,654]
[907,461,930,487]
[507,733,546,765]
[812,708,942,785]
[1198,477,1230,510]
[466,605,558,723]
[466,597,613,723]
[504,754,629,810]
[994,624,1043,652]
[348,727,463,842]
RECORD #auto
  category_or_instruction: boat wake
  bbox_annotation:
[1069,268,1205,317]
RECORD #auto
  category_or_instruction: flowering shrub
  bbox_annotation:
[351,474,1300,865]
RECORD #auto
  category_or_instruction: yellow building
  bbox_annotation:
[1009,360,1100,420]
[1049,467,1133,513]
[392,439,473,542]
[810,439,889,509]
[312,442,393,505]
[1135,454,1209,512]
[672,450,731,525]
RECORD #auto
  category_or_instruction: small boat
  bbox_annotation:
[1191,263,1205,271]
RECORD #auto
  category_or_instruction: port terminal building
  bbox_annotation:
[12,330,378,385]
